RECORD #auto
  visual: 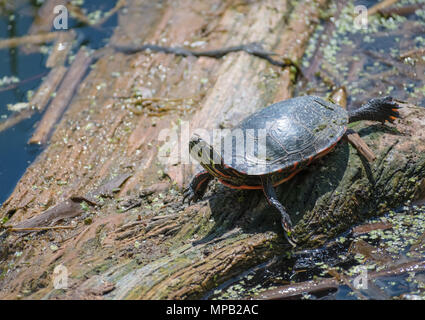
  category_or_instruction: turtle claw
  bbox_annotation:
[281,218,297,248]
[182,187,202,205]
[183,171,213,205]
[369,96,401,124]
[182,188,193,205]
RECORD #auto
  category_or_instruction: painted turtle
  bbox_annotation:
[183,95,400,246]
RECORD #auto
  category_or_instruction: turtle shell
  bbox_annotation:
[222,96,348,176]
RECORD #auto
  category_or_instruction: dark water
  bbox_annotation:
[0,0,118,205]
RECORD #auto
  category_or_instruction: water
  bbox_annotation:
[297,0,425,108]
[0,0,118,205]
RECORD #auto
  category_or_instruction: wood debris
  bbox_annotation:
[0,66,67,133]
[368,0,400,16]
[46,30,76,68]
[29,47,93,144]
[0,32,61,49]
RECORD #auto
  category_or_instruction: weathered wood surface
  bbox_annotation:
[29,47,93,144]
[0,0,425,300]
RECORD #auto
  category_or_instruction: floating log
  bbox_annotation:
[0,32,60,50]
[29,48,92,144]
[253,260,425,300]
[67,0,126,27]
[400,47,425,60]
[0,66,67,133]
[46,30,76,68]
[368,0,400,16]
[30,65,68,112]
[0,109,34,133]
[378,3,424,17]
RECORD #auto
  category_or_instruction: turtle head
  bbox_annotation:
[189,134,223,174]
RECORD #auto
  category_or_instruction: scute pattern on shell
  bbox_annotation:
[223,96,348,175]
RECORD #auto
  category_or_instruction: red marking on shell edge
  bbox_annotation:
[218,179,262,190]
[307,156,314,166]
[272,169,301,187]
[316,143,337,159]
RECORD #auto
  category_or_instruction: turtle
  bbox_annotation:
[183,95,400,246]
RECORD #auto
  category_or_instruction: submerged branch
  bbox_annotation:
[368,0,399,16]
[112,42,301,75]
[253,260,425,299]
[0,32,61,49]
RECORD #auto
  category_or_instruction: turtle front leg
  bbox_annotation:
[261,176,297,247]
[183,170,214,204]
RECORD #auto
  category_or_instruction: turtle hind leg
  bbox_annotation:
[348,96,401,124]
[183,170,213,204]
[261,176,297,247]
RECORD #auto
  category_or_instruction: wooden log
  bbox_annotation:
[7,226,75,233]
[368,0,400,16]
[0,32,60,49]
[67,0,126,27]
[400,47,425,59]
[0,109,34,133]
[46,30,76,68]
[0,66,67,133]
[253,260,425,299]
[103,99,425,299]
[30,65,68,112]
[28,48,92,144]
[379,3,424,17]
